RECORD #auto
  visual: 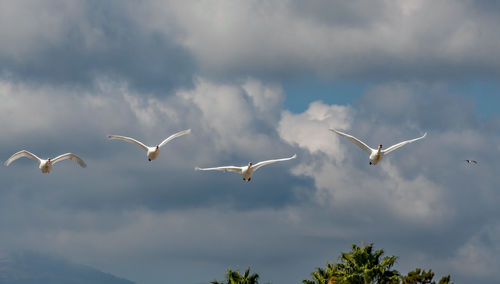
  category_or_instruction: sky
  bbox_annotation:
[1,1,500,283]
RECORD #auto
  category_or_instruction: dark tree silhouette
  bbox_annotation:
[401,268,452,284]
[211,267,259,284]
[212,244,453,284]
[303,243,399,284]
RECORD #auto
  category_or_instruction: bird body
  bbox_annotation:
[39,159,52,173]
[108,129,191,161]
[465,159,478,164]
[369,146,384,165]
[196,154,296,181]
[4,150,87,173]
[330,129,426,165]
[147,146,160,161]
[241,163,254,181]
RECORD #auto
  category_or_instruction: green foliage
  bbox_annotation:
[401,268,435,284]
[302,262,336,284]
[303,244,399,284]
[334,244,399,284]
[211,244,453,284]
[401,269,453,284]
[210,267,259,284]
[437,275,452,284]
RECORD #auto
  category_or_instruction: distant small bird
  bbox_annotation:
[465,160,478,164]
[195,154,296,182]
[108,129,191,161]
[4,150,86,173]
[330,129,427,165]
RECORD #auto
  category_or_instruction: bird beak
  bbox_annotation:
[248,162,252,167]
[379,145,383,149]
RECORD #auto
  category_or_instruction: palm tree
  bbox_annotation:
[335,244,399,284]
[211,267,259,284]
[303,244,399,284]
[334,244,399,284]
[303,262,336,284]
[401,268,453,284]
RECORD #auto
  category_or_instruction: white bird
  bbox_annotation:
[330,129,426,165]
[195,154,297,181]
[108,129,191,161]
[4,150,87,173]
[465,159,478,164]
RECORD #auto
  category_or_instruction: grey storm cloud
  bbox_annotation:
[1,1,500,284]
[0,76,313,234]
[3,0,500,88]
[279,84,500,283]
[1,77,500,283]
[0,77,311,283]
[0,0,196,93]
[136,0,500,81]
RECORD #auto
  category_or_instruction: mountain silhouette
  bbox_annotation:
[0,251,134,284]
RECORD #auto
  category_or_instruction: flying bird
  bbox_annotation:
[465,159,478,164]
[195,154,296,181]
[108,129,191,161]
[330,129,426,165]
[4,150,87,173]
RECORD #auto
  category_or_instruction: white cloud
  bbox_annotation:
[176,77,287,158]
[2,1,500,85]
[279,101,352,157]
[135,0,500,79]
[0,75,300,282]
[278,100,450,225]
[0,76,286,155]
[448,224,500,279]
[1,77,500,284]
[0,1,83,57]
[1,1,500,283]
[0,80,108,140]
[243,78,284,123]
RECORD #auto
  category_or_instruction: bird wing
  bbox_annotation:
[330,129,374,154]
[4,150,41,166]
[383,133,427,154]
[251,154,297,172]
[195,166,242,173]
[51,153,87,168]
[159,129,191,148]
[108,135,149,151]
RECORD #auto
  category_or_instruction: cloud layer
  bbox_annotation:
[1,77,500,283]
[2,0,500,88]
[140,0,500,80]
[1,1,500,284]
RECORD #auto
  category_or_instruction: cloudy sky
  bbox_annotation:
[1,1,500,283]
